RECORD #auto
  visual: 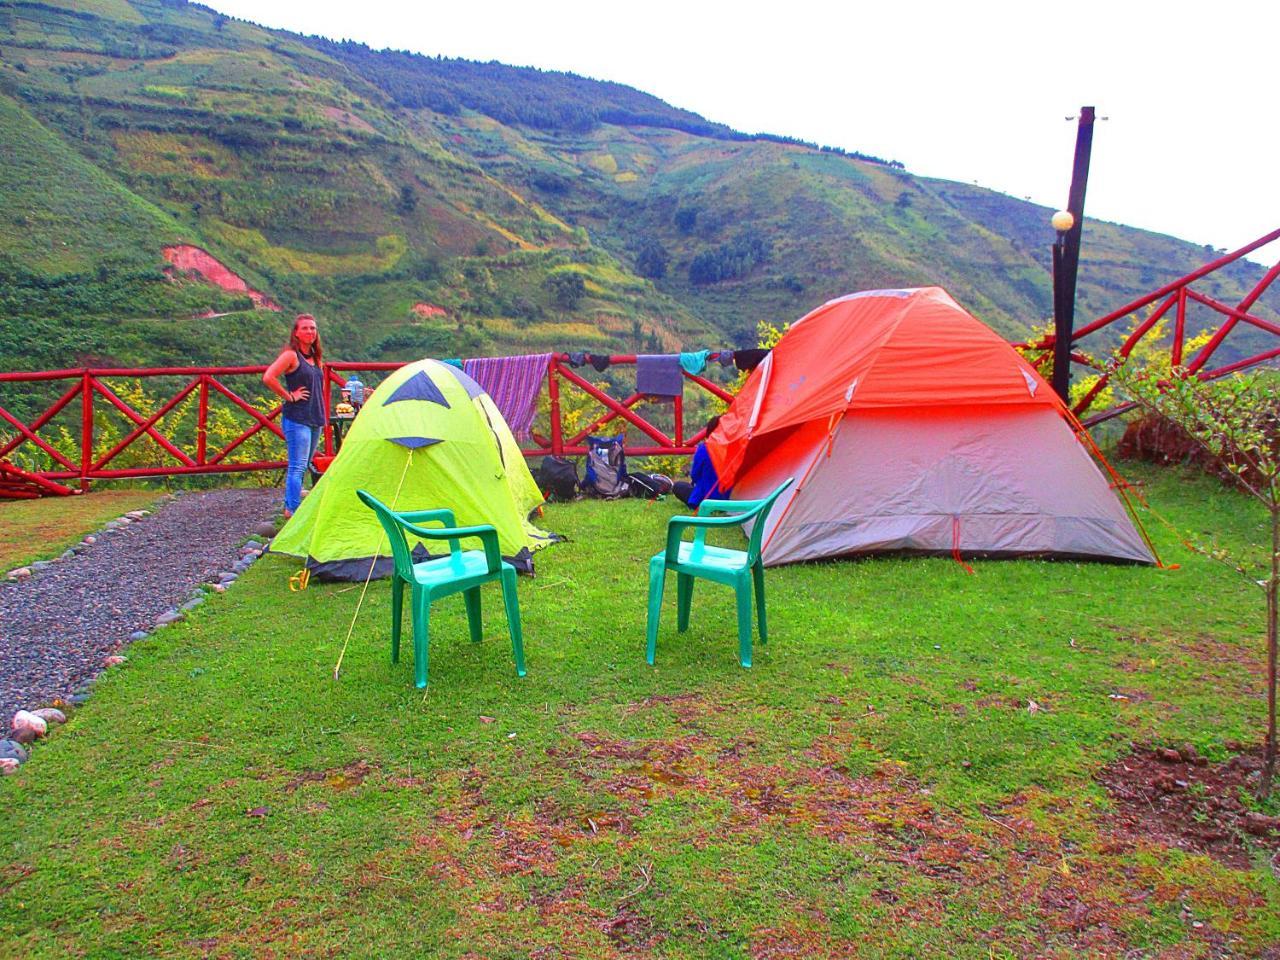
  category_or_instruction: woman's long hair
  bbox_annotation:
[288,314,323,364]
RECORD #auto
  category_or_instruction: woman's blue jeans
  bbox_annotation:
[282,416,321,513]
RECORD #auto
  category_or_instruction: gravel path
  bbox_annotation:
[0,488,278,722]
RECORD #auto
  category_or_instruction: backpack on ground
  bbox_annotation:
[628,472,673,499]
[536,456,580,502]
[582,434,628,498]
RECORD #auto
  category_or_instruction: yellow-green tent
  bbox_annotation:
[272,359,555,579]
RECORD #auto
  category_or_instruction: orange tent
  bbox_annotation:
[708,287,1154,566]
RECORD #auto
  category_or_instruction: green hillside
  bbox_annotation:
[0,0,1274,373]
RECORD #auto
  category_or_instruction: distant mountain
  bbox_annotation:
[0,0,1273,374]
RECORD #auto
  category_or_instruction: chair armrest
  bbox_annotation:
[401,520,502,571]
[670,514,751,530]
[695,498,741,516]
[398,508,457,526]
[666,513,747,560]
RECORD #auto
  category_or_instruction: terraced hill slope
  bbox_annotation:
[0,0,1273,371]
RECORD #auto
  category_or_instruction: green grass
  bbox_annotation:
[1,463,1278,957]
[0,488,162,570]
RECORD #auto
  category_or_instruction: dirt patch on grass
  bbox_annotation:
[322,105,376,133]
[283,759,372,793]
[1179,635,1263,673]
[1097,743,1280,870]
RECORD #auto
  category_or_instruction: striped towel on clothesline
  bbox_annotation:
[462,354,552,441]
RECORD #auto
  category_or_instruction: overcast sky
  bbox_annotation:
[207,0,1278,264]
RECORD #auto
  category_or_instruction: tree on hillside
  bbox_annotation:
[1113,363,1280,798]
[635,239,668,280]
[396,184,418,215]
[545,271,585,309]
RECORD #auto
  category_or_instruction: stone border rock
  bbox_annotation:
[5,504,161,583]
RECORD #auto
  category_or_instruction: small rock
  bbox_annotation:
[1178,744,1206,766]
[0,758,19,776]
[1156,747,1182,763]
[126,510,147,520]
[68,693,89,706]
[211,583,227,593]
[60,549,74,560]
[0,740,30,763]
[129,631,148,642]
[246,806,270,819]
[7,567,31,580]
[181,597,204,611]
[155,610,182,626]
[10,726,37,745]
[83,535,95,545]
[1026,699,1041,714]
[31,708,66,726]
[1244,812,1280,837]
[253,521,278,538]
[12,710,46,739]
[31,560,52,571]
[1154,774,1179,793]
[104,655,126,667]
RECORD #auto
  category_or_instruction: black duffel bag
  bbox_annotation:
[536,456,580,502]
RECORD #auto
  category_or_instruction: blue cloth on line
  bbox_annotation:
[636,354,684,396]
[679,350,711,376]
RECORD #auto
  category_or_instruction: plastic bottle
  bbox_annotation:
[347,374,364,407]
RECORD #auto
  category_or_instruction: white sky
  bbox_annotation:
[206,0,1278,264]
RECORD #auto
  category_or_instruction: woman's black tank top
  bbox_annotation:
[282,350,326,426]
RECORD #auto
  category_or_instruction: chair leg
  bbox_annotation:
[412,588,430,689]
[735,577,754,668]
[464,587,483,643]
[676,573,694,633]
[500,568,526,677]
[646,557,667,665]
[390,576,404,664]
[753,561,767,645]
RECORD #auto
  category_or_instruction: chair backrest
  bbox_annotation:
[356,489,416,580]
[744,479,794,565]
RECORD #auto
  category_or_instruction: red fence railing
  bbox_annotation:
[0,354,738,497]
[6,228,1278,500]
[1019,228,1280,425]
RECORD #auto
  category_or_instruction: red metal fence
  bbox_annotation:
[0,355,738,498]
[4,229,1279,498]
[1020,228,1280,425]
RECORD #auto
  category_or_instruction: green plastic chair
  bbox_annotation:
[356,490,526,688]
[646,479,794,668]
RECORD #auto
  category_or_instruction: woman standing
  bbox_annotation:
[263,314,327,517]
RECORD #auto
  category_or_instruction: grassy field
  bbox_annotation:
[1,464,1278,957]
[0,488,162,570]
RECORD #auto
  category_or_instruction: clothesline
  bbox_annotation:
[412,349,770,434]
